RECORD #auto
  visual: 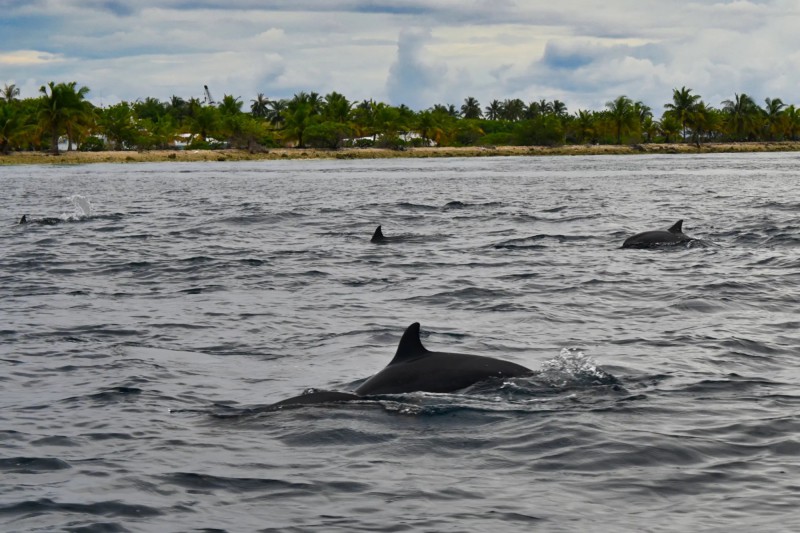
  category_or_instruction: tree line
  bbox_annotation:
[1,82,798,155]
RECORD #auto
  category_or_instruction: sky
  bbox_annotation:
[1,0,799,115]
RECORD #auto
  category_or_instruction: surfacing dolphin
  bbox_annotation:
[355,322,532,395]
[266,322,534,410]
[18,214,62,226]
[370,225,387,243]
[371,225,409,243]
[622,219,694,249]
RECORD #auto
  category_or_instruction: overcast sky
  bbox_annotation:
[2,0,798,114]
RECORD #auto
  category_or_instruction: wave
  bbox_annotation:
[161,472,317,493]
[0,456,71,473]
[442,200,504,210]
[0,498,161,518]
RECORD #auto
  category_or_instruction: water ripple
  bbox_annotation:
[1,153,798,531]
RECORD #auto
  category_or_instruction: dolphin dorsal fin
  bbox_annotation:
[389,322,428,364]
[668,220,683,234]
[371,225,384,242]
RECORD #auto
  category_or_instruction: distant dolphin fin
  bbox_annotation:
[371,225,384,242]
[19,214,27,224]
[668,220,683,234]
[389,322,428,364]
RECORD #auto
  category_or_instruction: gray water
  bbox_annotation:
[1,153,799,532]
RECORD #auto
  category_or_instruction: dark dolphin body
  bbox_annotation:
[370,225,387,242]
[265,390,361,410]
[370,225,409,244]
[355,322,532,395]
[19,214,62,226]
[622,219,694,249]
[265,322,533,410]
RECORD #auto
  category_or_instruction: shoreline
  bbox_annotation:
[2,141,799,165]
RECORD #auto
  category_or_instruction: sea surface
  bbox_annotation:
[1,153,799,532]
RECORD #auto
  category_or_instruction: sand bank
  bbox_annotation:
[2,141,799,165]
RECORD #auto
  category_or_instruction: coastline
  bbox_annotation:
[2,141,799,165]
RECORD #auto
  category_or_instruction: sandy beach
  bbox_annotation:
[2,141,799,165]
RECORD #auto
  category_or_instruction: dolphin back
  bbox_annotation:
[622,219,690,248]
[667,219,683,234]
[355,322,532,395]
[370,225,384,242]
[265,390,361,410]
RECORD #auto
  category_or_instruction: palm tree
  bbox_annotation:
[290,91,324,116]
[659,115,682,143]
[189,105,221,142]
[1,83,21,102]
[218,94,243,116]
[783,105,800,141]
[484,100,502,120]
[721,93,760,141]
[266,99,288,127]
[250,93,270,118]
[431,103,459,117]
[763,97,786,140]
[415,110,445,145]
[282,94,318,147]
[551,100,568,117]
[572,109,595,144]
[349,99,375,138]
[323,92,352,123]
[460,96,482,119]
[685,101,716,146]
[133,97,166,123]
[166,95,190,127]
[372,102,407,142]
[97,101,136,150]
[664,86,701,141]
[38,81,91,154]
[633,101,652,141]
[0,99,29,154]
[525,101,542,118]
[605,95,636,144]
[640,115,659,144]
[500,98,525,121]
[67,81,95,150]
[184,97,202,119]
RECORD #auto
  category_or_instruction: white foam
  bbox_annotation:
[62,194,94,220]
[539,347,609,387]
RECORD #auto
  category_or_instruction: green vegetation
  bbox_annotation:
[1,81,799,153]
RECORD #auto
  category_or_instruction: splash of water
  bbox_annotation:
[63,195,93,220]
[539,347,617,387]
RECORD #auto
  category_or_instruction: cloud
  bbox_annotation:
[0,0,798,114]
[386,28,446,109]
[0,50,64,66]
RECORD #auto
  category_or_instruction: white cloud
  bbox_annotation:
[386,28,447,109]
[0,50,64,66]
[0,0,798,113]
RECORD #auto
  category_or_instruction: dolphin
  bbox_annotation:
[355,322,533,395]
[370,225,389,243]
[19,214,62,226]
[622,219,694,248]
[265,390,361,410]
[266,322,533,410]
[370,225,428,244]
[371,225,409,243]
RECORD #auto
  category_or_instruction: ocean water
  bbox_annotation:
[1,153,799,532]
